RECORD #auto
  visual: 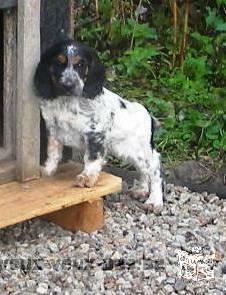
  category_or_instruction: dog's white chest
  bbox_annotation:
[55,111,81,146]
[40,98,89,148]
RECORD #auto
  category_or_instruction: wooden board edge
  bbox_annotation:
[0,173,122,229]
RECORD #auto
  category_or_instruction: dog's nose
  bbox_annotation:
[63,83,74,91]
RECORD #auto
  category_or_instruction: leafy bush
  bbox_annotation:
[75,0,226,165]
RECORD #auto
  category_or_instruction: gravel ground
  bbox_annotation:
[0,183,225,294]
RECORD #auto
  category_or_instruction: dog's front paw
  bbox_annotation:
[40,165,57,177]
[144,197,163,214]
[74,173,99,188]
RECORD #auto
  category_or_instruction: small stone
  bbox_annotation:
[54,286,62,293]
[26,280,36,288]
[143,270,152,278]
[179,194,190,205]
[221,264,226,274]
[111,251,121,260]
[88,251,98,262]
[213,250,222,262]
[36,283,49,294]
[209,291,223,295]
[80,243,90,253]
[164,284,174,294]
[116,277,125,285]
[48,242,58,253]
[175,234,185,245]
[66,277,73,284]
[166,277,176,284]
[174,279,186,291]
[139,213,148,224]
[209,196,219,204]
[95,270,104,281]
[155,273,166,285]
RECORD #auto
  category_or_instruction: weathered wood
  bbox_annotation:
[0,148,11,161]
[43,199,104,233]
[3,8,17,160]
[0,0,17,9]
[0,11,3,147]
[0,160,16,184]
[16,0,40,181]
[0,9,17,182]
[0,164,122,230]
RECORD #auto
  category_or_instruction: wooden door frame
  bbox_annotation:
[0,0,41,184]
[16,0,41,181]
[0,0,75,184]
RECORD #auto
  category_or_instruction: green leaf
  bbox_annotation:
[194,121,209,128]
[206,133,219,140]
[206,7,225,30]
[216,23,226,32]
[213,139,221,149]
[216,0,226,7]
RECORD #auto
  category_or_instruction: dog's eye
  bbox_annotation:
[56,54,66,64]
[74,61,84,69]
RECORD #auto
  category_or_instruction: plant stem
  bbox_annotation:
[95,0,100,28]
[179,0,190,69]
[172,0,178,68]
[130,0,142,50]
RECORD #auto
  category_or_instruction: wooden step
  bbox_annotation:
[0,164,122,232]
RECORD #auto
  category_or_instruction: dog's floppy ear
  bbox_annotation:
[34,60,56,100]
[83,55,105,99]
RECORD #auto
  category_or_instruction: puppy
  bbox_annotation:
[34,39,164,211]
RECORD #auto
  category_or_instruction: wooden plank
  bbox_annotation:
[17,0,40,181]
[43,199,104,233]
[0,165,122,229]
[3,8,17,160]
[0,0,17,9]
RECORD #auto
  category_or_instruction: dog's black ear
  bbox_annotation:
[34,60,56,100]
[83,55,105,99]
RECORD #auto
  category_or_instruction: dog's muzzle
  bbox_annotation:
[60,67,84,96]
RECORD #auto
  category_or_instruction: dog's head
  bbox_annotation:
[34,39,105,100]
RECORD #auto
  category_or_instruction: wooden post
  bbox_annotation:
[17,0,40,181]
[3,8,17,160]
[43,199,105,233]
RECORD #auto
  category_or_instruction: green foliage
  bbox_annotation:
[75,1,226,165]
[117,46,160,77]
[206,6,226,31]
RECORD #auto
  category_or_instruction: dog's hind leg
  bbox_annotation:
[126,144,164,212]
[145,148,164,213]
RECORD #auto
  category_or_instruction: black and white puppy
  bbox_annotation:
[34,39,164,211]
